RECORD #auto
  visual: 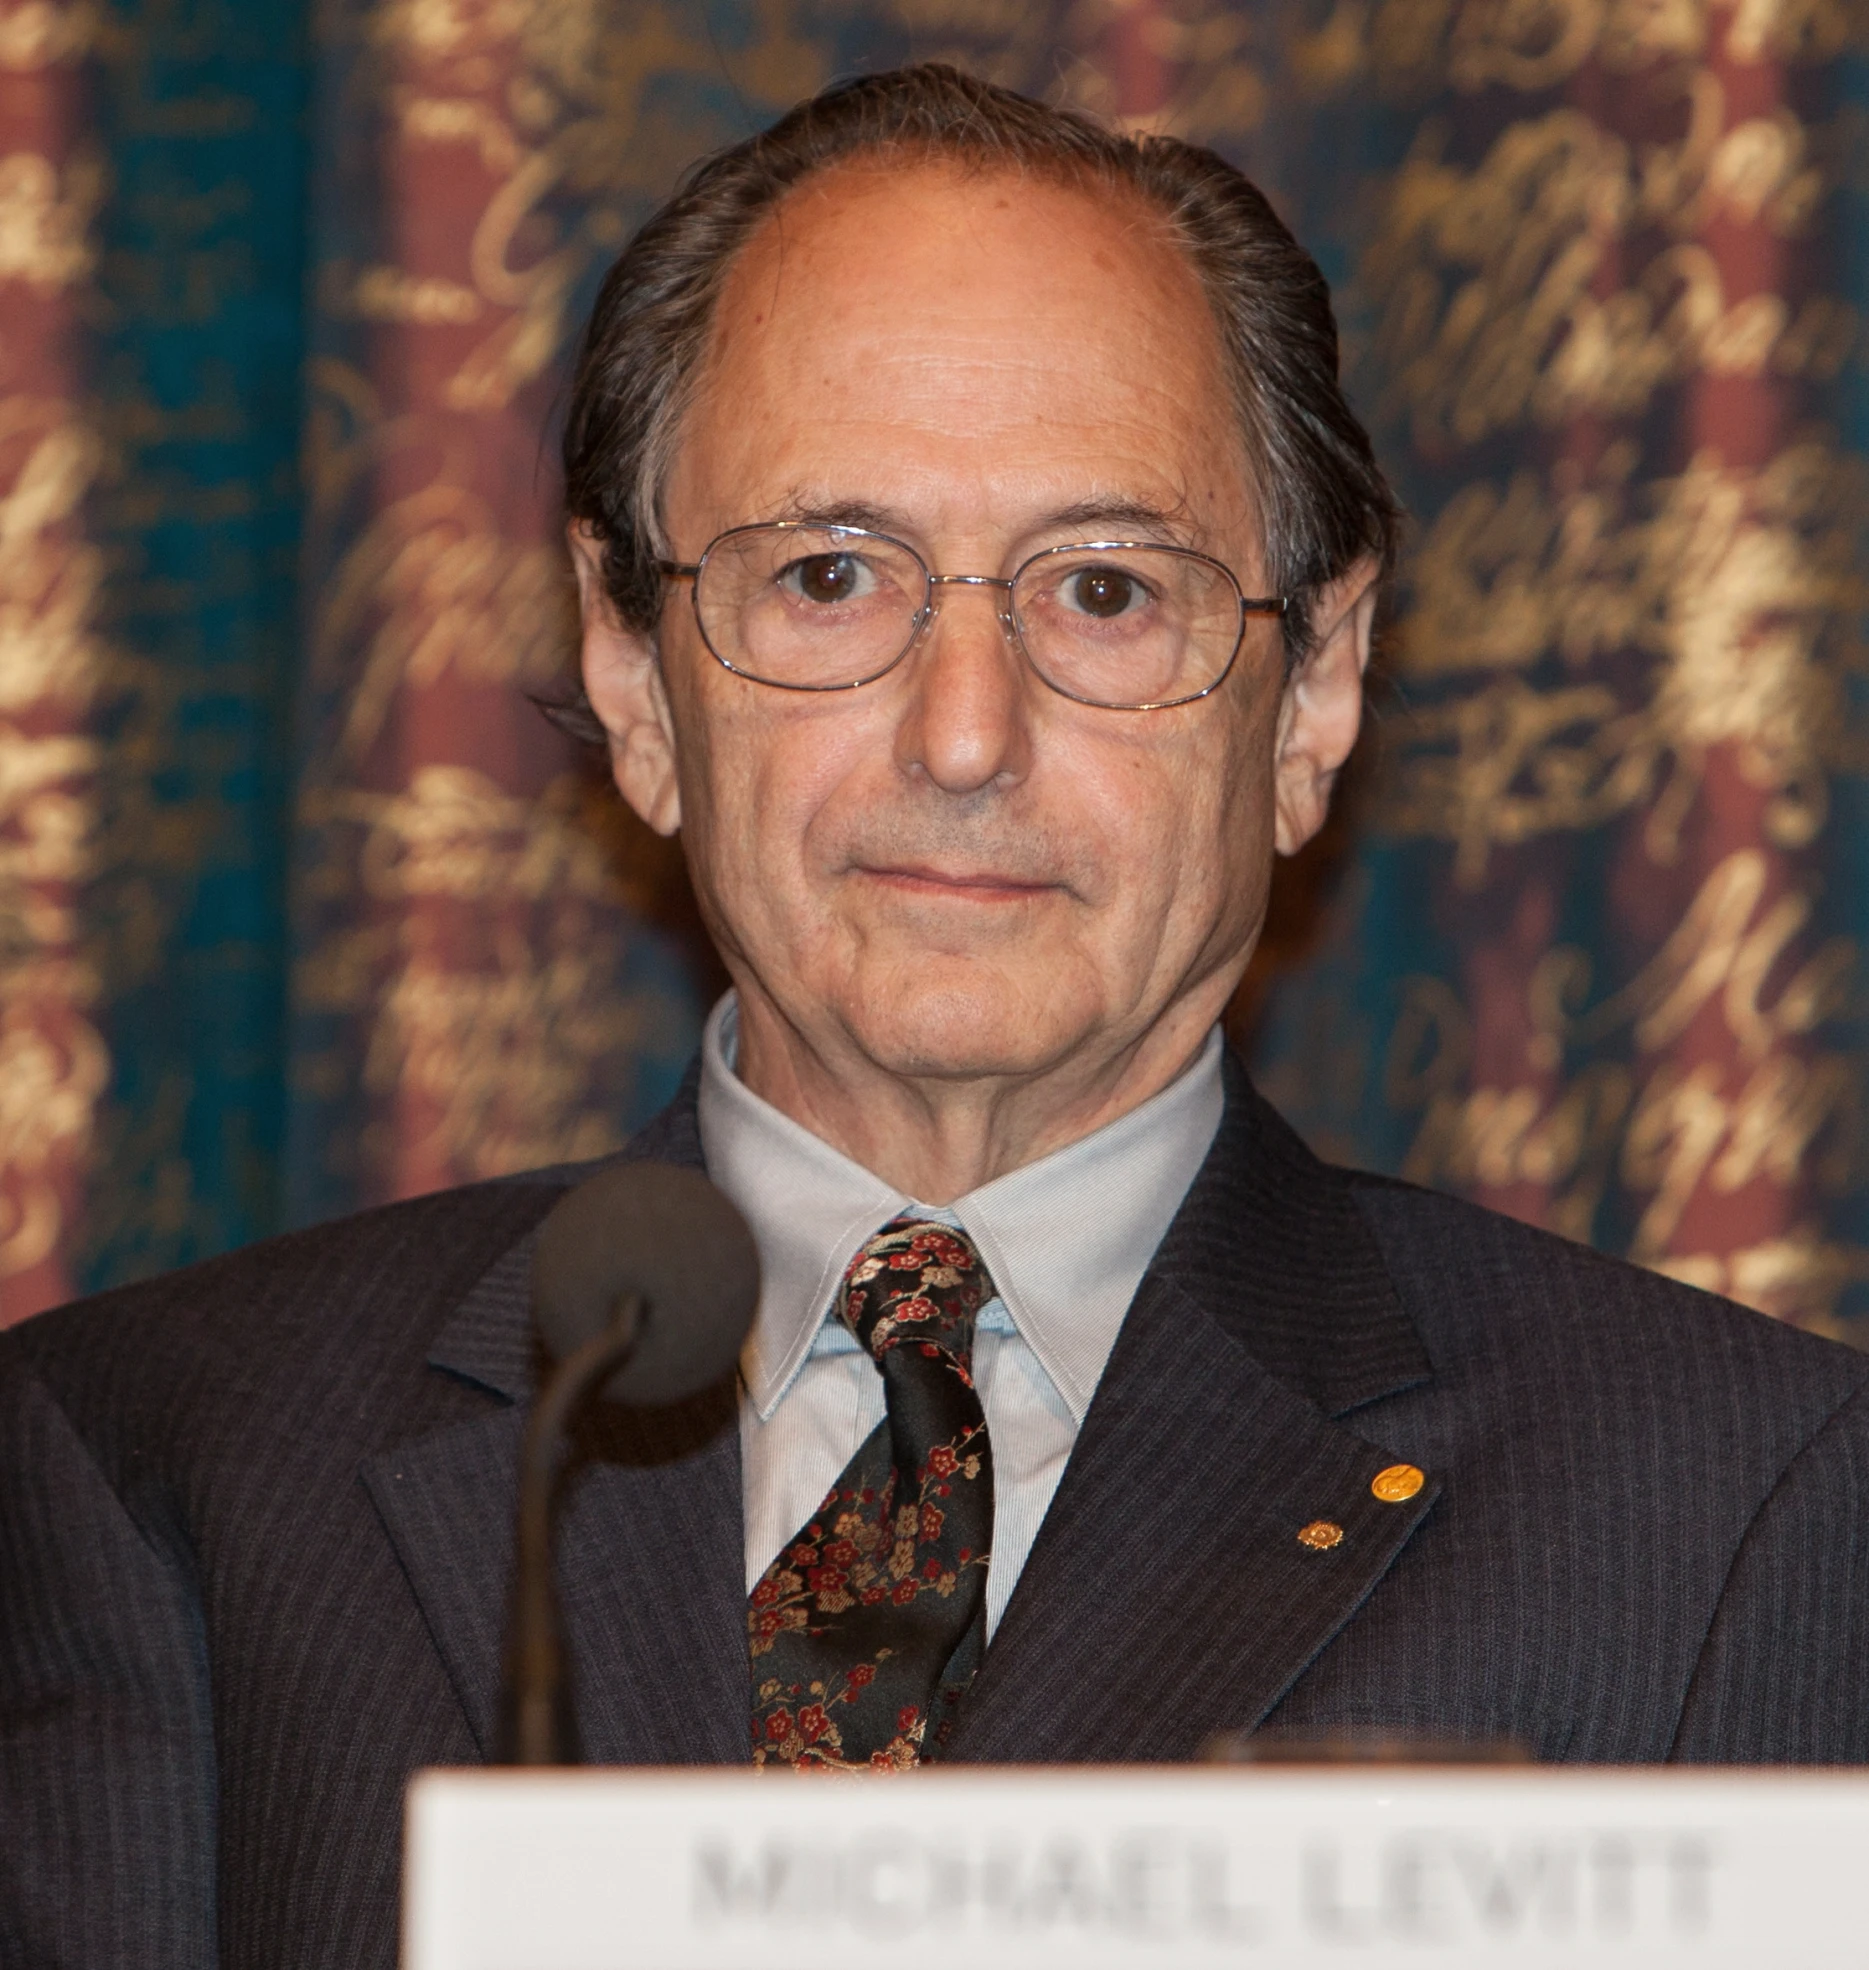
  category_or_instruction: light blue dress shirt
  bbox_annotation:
[697,994,1225,1637]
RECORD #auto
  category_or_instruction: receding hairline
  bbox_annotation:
[726,146,1215,304]
[658,146,1261,556]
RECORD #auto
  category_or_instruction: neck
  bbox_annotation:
[728,989,1230,1203]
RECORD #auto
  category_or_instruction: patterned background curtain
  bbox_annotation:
[4,0,1865,1338]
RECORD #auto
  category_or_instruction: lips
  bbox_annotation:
[854,862,1062,898]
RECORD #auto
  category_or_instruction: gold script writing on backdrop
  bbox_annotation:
[1387,441,1861,884]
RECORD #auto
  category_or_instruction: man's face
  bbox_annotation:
[582,161,1369,1117]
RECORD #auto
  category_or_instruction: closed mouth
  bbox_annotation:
[854,862,1062,899]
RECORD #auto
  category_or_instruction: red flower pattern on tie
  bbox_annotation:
[749,1217,995,1770]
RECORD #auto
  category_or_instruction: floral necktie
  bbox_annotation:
[749,1216,995,1770]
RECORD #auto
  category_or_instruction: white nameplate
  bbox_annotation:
[404,1766,1869,1969]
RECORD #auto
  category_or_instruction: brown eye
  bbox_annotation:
[1069,568,1138,617]
[792,554,861,604]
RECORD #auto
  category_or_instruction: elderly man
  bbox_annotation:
[6,61,1869,1970]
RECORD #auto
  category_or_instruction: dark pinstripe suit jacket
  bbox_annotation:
[6,1054,1869,1968]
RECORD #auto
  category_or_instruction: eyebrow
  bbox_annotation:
[766,492,1204,547]
[1037,496,1196,543]
[770,495,905,534]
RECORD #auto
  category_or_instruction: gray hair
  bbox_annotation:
[556,63,1398,735]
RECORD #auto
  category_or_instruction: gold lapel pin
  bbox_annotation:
[1371,1464,1425,1503]
[1297,1520,1344,1551]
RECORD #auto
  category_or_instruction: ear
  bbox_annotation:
[569,523,682,837]
[1271,555,1379,857]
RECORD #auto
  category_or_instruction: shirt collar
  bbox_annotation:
[698,993,1225,1424]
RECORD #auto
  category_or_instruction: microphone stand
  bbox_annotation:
[497,1293,644,1766]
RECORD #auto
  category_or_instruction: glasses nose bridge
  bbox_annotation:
[919,568,1020,643]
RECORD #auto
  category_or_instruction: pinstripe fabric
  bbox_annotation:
[0,1368,218,1963]
[0,1184,550,1970]
[4,1053,1869,1968]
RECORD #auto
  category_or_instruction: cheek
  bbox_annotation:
[681,680,880,894]
[1074,713,1269,921]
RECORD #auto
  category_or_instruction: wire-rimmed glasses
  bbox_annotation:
[657,522,1287,711]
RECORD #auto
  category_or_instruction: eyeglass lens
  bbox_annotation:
[690,525,1249,708]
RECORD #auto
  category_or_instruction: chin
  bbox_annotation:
[836,969,1091,1082]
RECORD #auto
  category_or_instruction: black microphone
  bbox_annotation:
[499,1161,760,1765]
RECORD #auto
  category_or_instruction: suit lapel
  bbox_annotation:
[362,1052,1437,1768]
[362,1072,751,1767]
[946,1060,1441,1762]
[360,1232,537,1760]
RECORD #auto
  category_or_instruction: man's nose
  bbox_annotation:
[892,578,1034,796]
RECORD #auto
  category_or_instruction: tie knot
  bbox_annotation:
[837,1216,993,1365]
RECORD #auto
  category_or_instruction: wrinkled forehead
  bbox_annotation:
[669,156,1256,544]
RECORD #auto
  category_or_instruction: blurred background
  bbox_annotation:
[3,0,1867,1335]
